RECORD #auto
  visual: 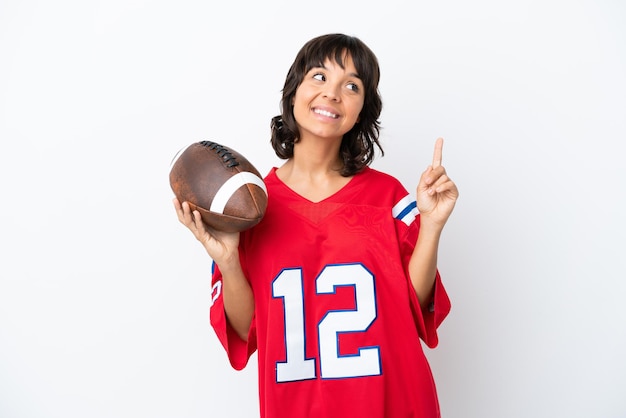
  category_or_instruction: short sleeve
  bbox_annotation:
[209,261,257,370]
[407,270,451,348]
[399,214,452,348]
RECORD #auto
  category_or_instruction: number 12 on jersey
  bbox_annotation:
[272,263,381,383]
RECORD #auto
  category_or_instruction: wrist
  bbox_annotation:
[418,215,445,235]
[214,256,241,275]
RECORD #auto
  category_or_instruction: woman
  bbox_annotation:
[174,33,458,418]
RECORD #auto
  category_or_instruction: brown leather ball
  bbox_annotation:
[170,141,267,232]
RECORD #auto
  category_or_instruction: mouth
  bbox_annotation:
[313,108,339,119]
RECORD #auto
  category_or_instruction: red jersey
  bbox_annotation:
[210,166,451,418]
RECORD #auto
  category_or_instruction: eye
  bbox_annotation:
[312,73,325,82]
[347,82,360,92]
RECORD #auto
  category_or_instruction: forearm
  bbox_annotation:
[409,137,458,308]
[408,222,442,309]
[219,262,255,341]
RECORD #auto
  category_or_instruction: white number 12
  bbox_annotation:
[272,263,381,383]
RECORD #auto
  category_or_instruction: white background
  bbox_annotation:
[1,1,625,417]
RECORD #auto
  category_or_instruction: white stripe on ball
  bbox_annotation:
[169,143,193,169]
[210,172,267,214]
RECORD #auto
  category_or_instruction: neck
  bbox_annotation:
[289,135,343,175]
[276,138,352,203]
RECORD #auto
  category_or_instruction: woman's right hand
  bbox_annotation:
[173,198,241,268]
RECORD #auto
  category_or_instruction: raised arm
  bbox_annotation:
[408,138,459,308]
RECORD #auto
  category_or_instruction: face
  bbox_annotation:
[292,53,365,143]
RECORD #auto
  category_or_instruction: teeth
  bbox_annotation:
[314,108,338,118]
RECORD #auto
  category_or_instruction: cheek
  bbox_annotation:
[292,89,313,117]
[349,99,365,123]
[292,99,308,126]
[293,87,312,105]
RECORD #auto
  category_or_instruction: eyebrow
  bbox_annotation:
[311,64,361,80]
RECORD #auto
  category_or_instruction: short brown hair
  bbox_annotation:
[270,33,384,176]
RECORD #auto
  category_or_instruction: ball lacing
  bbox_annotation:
[200,140,240,168]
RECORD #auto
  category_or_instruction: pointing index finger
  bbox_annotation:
[432,137,444,168]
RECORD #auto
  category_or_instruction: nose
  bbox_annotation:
[323,83,341,101]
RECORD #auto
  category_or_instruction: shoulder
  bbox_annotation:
[264,167,279,182]
[357,168,417,226]
[358,166,400,183]
[346,167,418,224]
[262,167,282,192]
[356,167,410,199]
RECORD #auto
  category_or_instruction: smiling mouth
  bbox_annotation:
[313,108,339,119]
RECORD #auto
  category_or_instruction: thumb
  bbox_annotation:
[419,165,434,189]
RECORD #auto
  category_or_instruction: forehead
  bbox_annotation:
[308,51,359,74]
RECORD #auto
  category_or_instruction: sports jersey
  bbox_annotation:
[210,166,451,418]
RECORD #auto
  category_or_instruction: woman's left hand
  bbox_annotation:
[416,137,459,230]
